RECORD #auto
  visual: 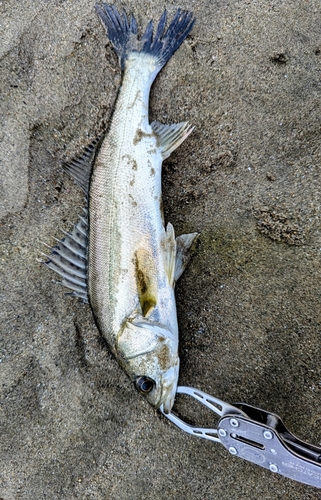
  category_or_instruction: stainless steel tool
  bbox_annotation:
[161,386,321,488]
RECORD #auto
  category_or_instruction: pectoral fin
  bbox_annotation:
[163,223,177,286]
[151,121,194,160]
[174,232,199,282]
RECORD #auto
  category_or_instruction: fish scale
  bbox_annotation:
[89,55,166,336]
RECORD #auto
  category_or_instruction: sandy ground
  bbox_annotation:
[1,0,321,498]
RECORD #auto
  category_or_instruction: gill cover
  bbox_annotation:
[116,315,179,412]
[117,315,173,360]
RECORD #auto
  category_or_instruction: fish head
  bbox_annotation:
[117,315,179,413]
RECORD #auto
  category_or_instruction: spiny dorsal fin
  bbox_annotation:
[42,207,89,302]
[151,121,194,160]
[175,232,198,282]
[62,135,103,194]
[163,222,177,286]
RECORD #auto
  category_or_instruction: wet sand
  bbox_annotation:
[1,1,321,498]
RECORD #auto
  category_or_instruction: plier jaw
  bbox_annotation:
[160,386,321,488]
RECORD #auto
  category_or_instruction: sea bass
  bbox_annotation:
[44,3,197,413]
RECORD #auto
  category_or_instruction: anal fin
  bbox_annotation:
[151,121,194,160]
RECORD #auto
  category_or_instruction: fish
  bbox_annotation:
[43,3,197,414]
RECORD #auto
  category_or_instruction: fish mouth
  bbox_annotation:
[159,363,179,414]
[161,390,176,414]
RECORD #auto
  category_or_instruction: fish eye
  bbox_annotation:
[134,376,155,394]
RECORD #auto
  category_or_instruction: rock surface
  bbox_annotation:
[1,0,321,498]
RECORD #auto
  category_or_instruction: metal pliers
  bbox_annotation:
[161,386,321,488]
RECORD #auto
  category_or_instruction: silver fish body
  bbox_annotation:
[90,54,181,411]
[44,4,197,413]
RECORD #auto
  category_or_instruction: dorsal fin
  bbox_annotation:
[42,136,103,302]
[62,135,103,194]
[151,121,194,160]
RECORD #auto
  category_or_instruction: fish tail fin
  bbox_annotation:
[95,3,195,72]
